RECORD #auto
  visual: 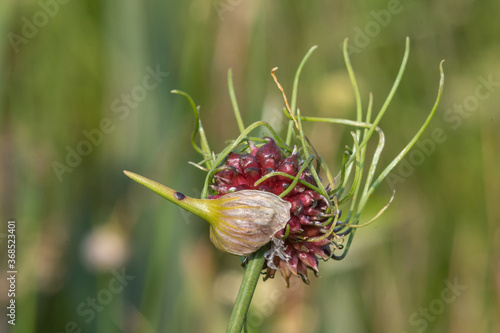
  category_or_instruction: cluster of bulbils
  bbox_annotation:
[210,138,345,285]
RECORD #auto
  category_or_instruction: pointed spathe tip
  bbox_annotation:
[123,170,181,204]
[123,170,140,182]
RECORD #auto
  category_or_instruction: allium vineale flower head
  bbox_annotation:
[210,138,346,285]
[125,38,444,286]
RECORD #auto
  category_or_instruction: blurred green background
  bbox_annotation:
[1,0,499,332]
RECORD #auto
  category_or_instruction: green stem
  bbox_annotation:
[226,246,267,333]
[228,68,245,134]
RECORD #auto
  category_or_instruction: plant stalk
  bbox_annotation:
[226,246,267,333]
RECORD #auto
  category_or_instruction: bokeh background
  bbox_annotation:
[1,0,499,332]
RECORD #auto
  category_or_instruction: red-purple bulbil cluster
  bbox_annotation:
[210,138,341,285]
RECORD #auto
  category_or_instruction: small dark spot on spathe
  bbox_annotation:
[174,192,186,200]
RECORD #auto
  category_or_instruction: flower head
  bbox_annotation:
[210,138,343,285]
[125,39,444,288]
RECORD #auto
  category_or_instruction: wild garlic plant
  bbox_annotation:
[124,37,444,333]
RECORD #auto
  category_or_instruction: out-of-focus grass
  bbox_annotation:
[1,0,499,332]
